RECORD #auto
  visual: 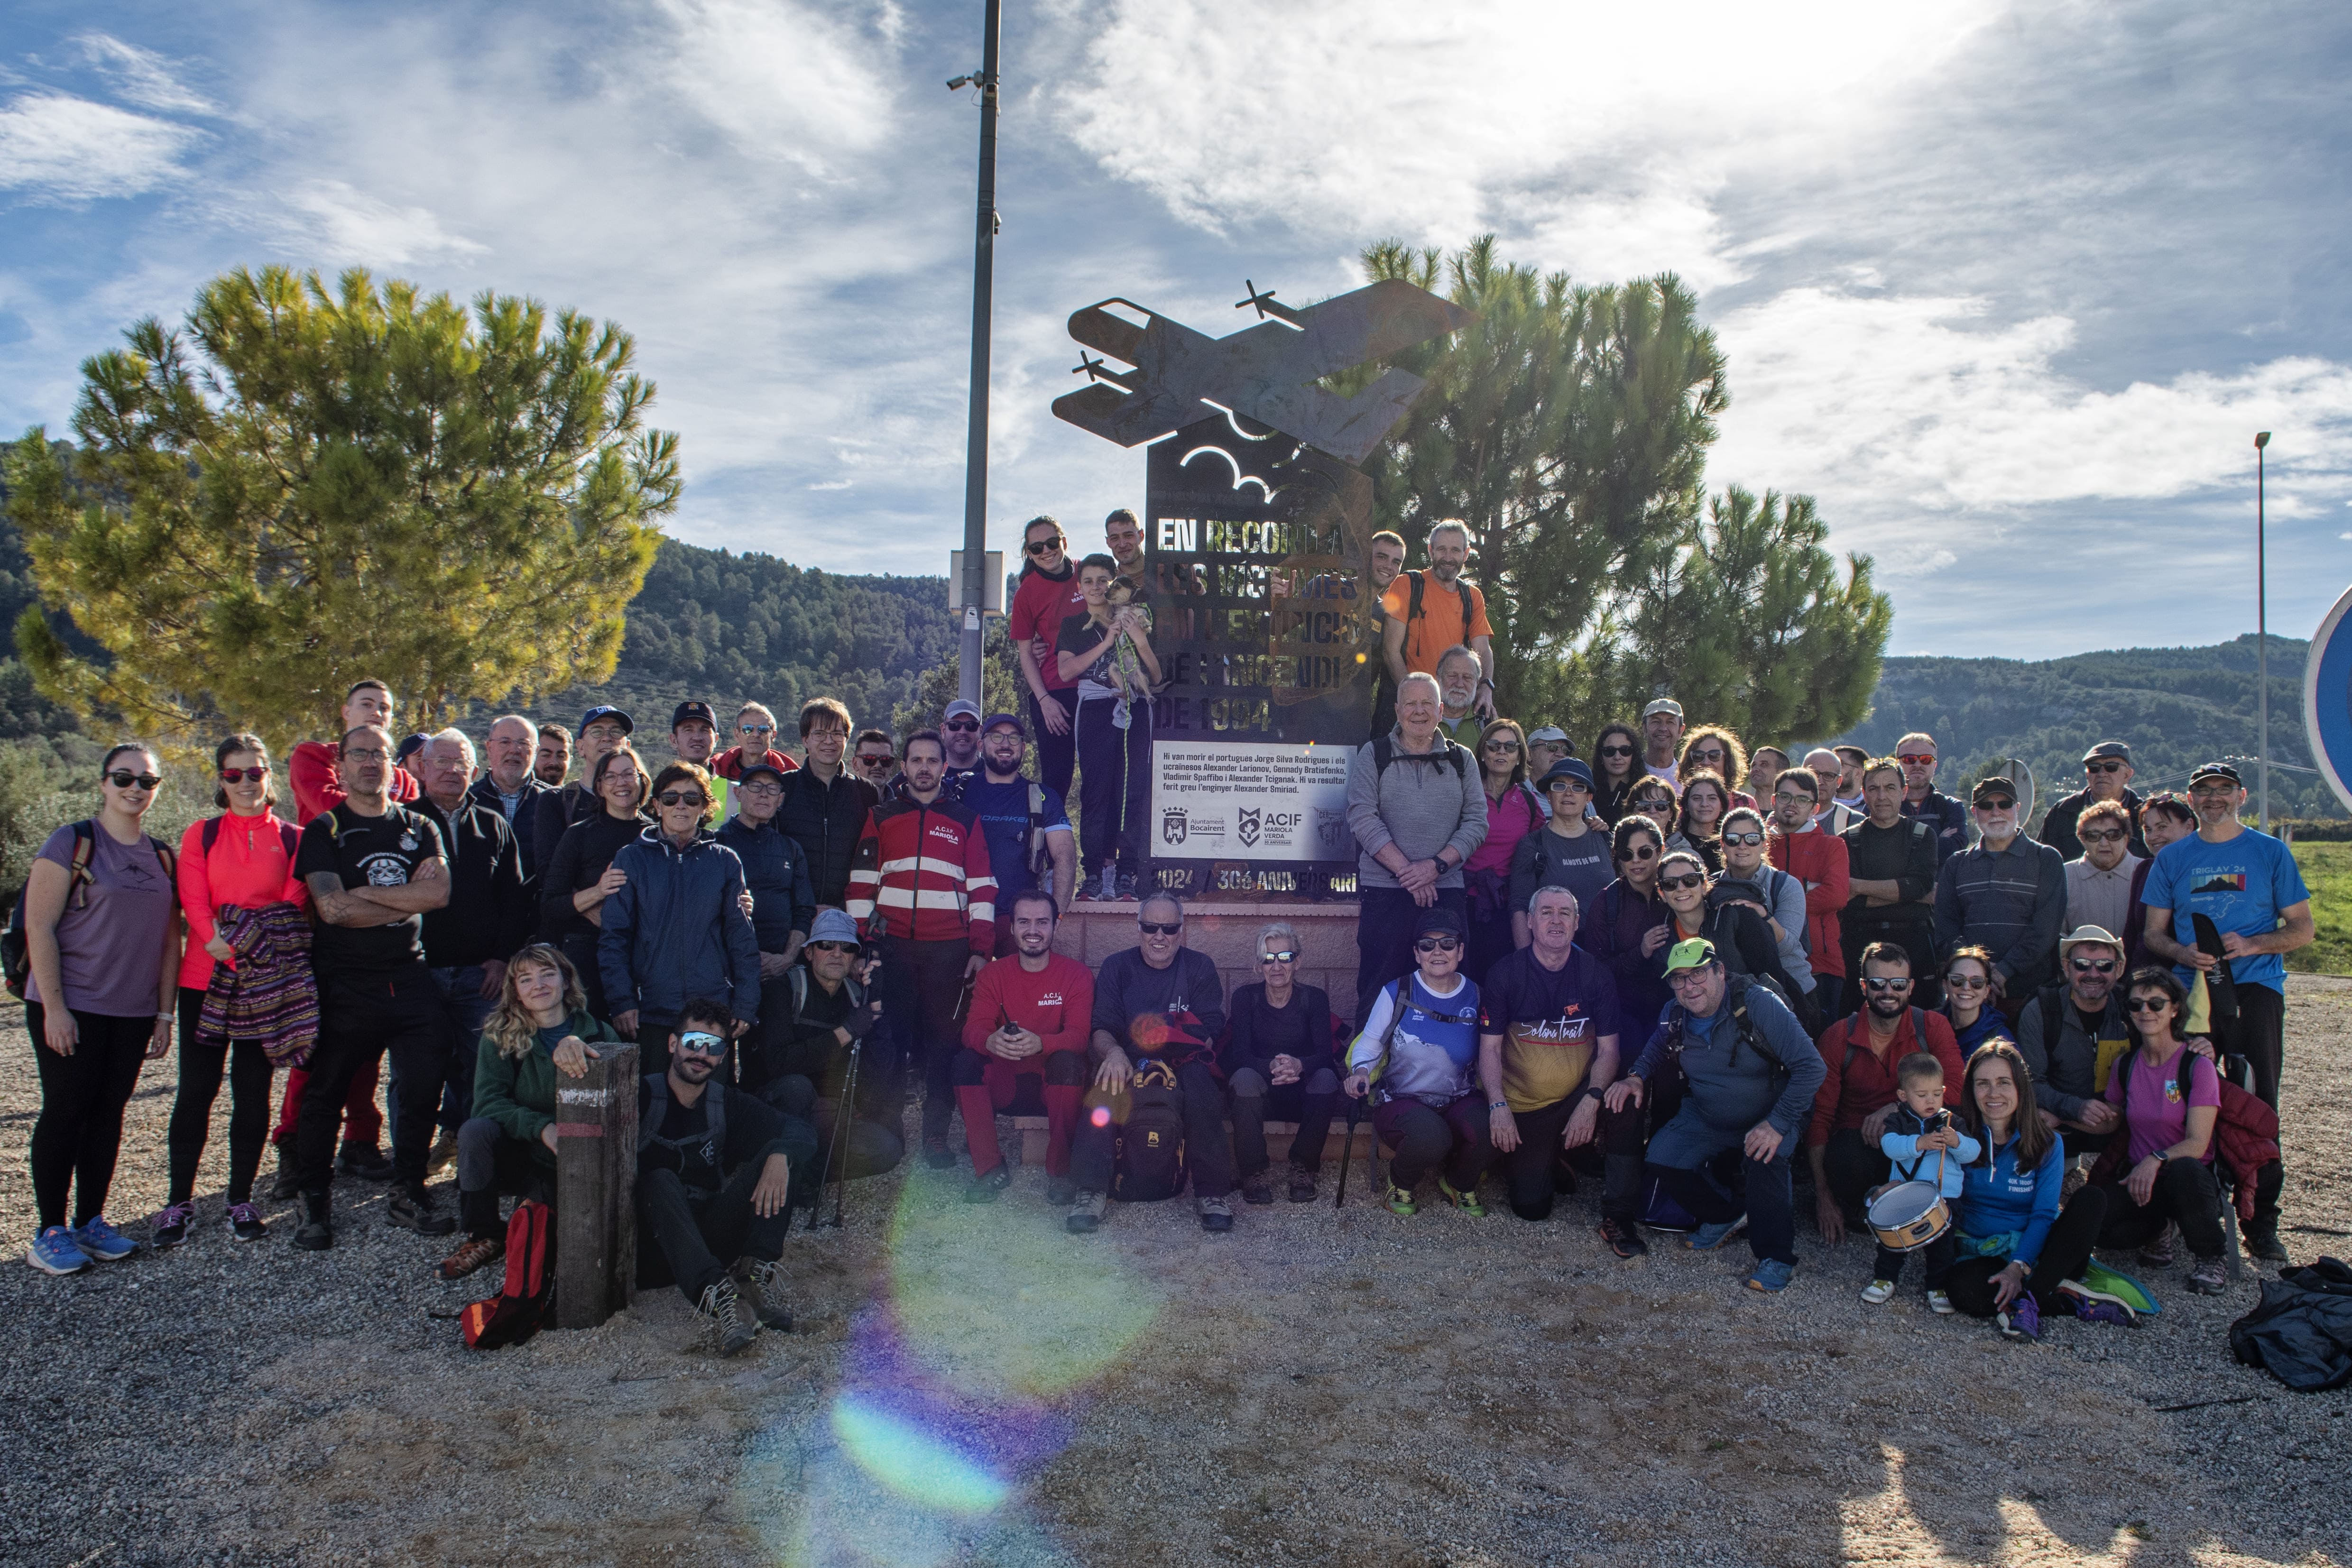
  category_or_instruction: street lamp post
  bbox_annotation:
[952,0,1003,708]
[2256,429,2270,832]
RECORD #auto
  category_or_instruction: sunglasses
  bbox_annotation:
[739,723,775,737]
[2079,829,2127,845]
[1689,748,1726,763]
[1945,973,1990,990]
[1483,739,1521,753]
[1633,796,1674,812]
[2069,957,2117,974]
[106,771,162,790]
[1024,537,1063,554]
[1896,754,1936,767]
[1139,921,1182,936]
[1616,843,1660,862]
[677,1030,728,1057]
[943,719,980,732]
[1414,936,1462,953]
[1974,798,2016,812]
[1261,950,1299,964]
[1720,830,1764,847]
[807,941,858,956]
[1657,873,1704,892]
[657,791,707,808]
[2124,997,2171,1015]
[855,754,895,767]
[2086,760,2127,774]
[1599,744,1636,759]
[217,766,269,783]
[1863,977,1914,993]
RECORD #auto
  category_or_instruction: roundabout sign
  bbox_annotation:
[2304,582,2352,813]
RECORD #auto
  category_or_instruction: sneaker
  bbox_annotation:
[1115,870,1141,901]
[1286,1169,1319,1204]
[1098,866,1122,902]
[71,1216,137,1262]
[1997,1294,2041,1341]
[1045,1175,1077,1206]
[733,1258,794,1332]
[1597,1217,1649,1259]
[27,1226,89,1276]
[1197,1193,1235,1233]
[1066,1190,1108,1234]
[1745,1258,1796,1292]
[152,1201,196,1250]
[1240,1175,1274,1207]
[1384,1183,1418,1217]
[1685,1216,1747,1252]
[387,1187,457,1237]
[2139,1227,2175,1269]
[1928,1290,1955,1316]
[964,1164,1012,1204]
[2056,1277,2138,1324]
[425,1131,461,1177]
[922,1136,958,1171]
[1438,1177,1486,1217]
[338,1144,395,1181]
[437,1235,506,1281]
[694,1278,759,1356]
[2244,1228,2290,1264]
[292,1193,334,1252]
[1860,1278,1897,1305]
[227,1202,267,1243]
[2185,1257,2229,1295]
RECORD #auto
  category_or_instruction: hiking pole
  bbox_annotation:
[1336,1095,1363,1209]
[818,1037,862,1231]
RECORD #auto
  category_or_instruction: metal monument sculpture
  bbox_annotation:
[1053,279,1472,899]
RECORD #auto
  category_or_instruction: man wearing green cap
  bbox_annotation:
[1605,937,1826,1292]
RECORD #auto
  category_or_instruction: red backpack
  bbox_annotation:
[459,1200,557,1350]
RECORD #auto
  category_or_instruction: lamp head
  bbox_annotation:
[2255,431,2271,449]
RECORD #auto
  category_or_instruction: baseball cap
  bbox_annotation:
[1414,905,1466,940]
[943,699,983,723]
[394,732,430,763]
[1642,698,1683,720]
[671,700,716,730]
[2058,924,2123,962]
[1527,726,1569,745]
[737,761,791,788]
[982,711,1026,737]
[2081,740,2131,764]
[579,704,634,735]
[1662,937,1719,976]
[806,909,861,948]
[1539,757,1596,792]
[1970,776,2019,805]
[2189,760,2242,787]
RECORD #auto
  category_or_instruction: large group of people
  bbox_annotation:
[12,518,2318,1358]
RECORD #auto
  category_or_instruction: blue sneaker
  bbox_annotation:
[71,1216,138,1262]
[1684,1216,1747,1251]
[27,1226,89,1276]
[1745,1258,1796,1292]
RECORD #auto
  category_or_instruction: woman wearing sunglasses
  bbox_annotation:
[1223,923,1347,1204]
[597,762,761,1072]
[1625,779,1681,846]
[153,735,312,1248]
[1589,721,1645,825]
[2091,967,2230,1295]
[1463,719,1543,985]
[1651,848,1816,1029]
[1677,727,1755,809]
[1712,806,1811,1009]
[1343,908,1493,1216]
[21,745,183,1277]
[1581,815,1674,1035]
[1939,947,2015,1056]
[540,744,655,1020]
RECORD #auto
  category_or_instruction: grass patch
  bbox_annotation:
[2289,843,2352,976]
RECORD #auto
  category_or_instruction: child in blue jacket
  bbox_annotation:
[1860,1052,1981,1312]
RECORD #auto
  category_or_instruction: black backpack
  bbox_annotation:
[3,821,177,999]
[1371,734,1471,782]
[639,1073,729,1192]
[1113,1059,1188,1202]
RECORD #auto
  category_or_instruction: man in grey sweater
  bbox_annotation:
[1346,672,1488,1016]
[1931,776,2067,1008]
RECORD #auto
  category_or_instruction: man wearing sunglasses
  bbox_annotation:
[2012,925,2130,1165]
[743,909,901,1184]
[599,762,762,1073]
[636,998,817,1356]
[935,700,986,797]
[1765,769,1851,1021]
[2038,741,2148,863]
[1008,515,1085,802]
[1803,943,1965,1246]
[850,730,899,791]
[1891,732,1968,867]
[1932,776,2066,1015]
[711,701,799,814]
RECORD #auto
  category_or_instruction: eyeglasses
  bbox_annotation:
[677,1030,728,1057]
[1773,790,1815,805]
[2124,997,2170,1015]
[1945,973,1990,990]
[217,766,269,783]
[1599,744,1635,759]
[1862,977,1914,993]
[1657,873,1704,892]
[739,723,775,737]
[1550,779,1591,794]
[2069,957,2117,974]
[1615,842,1660,862]
[2085,760,2126,775]
[740,781,784,798]
[1024,538,1062,555]
[657,791,707,808]
[1483,739,1521,753]
[1720,830,1763,847]
[1261,950,1298,964]
[1139,920,1182,936]
[106,770,162,790]
[1896,753,1936,767]
[2189,784,2237,800]
[2079,828,2126,845]
[1414,936,1462,953]
[807,941,858,955]
[943,719,980,732]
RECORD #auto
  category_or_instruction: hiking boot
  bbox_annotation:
[152,1201,196,1250]
[733,1258,794,1332]
[425,1131,461,1177]
[26,1226,89,1276]
[695,1278,759,1356]
[1597,1216,1648,1259]
[2057,1277,2138,1324]
[269,1147,302,1202]
[1197,1193,1235,1233]
[438,1235,506,1281]
[1240,1175,1274,1207]
[1685,1216,1747,1252]
[1997,1294,2041,1341]
[1066,1190,1107,1234]
[338,1143,395,1181]
[70,1216,137,1262]
[922,1135,958,1171]
[1045,1175,1077,1206]
[1384,1183,1418,1217]
[387,1186,457,1237]
[227,1202,267,1244]
[2244,1227,2290,1264]
[2185,1256,2229,1295]
[1286,1168,1319,1203]
[964,1164,1013,1204]
[293,1192,335,1252]
[1438,1177,1485,1217]
[1859,1278,1897,1305]
[2139,1227,2175,1268]
[2060,1162,2088,1201]
[1745,1258,1796,1292]
[1928,1290,1955,1316]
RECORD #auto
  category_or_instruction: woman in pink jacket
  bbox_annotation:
[155,735,310,1246]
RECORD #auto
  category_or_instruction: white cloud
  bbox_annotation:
[75,34,216,115]
[279,181,486,266]
[0,93,196,199]
[651,0,898,175]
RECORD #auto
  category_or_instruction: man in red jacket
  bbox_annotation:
[846,730,996,1168]
[289,679,424,822]
[1767,769,1851,1021]
[1805,943,1965,1243]
[956,890,1094,1205]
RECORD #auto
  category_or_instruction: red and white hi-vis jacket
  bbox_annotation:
[846,795,996,956]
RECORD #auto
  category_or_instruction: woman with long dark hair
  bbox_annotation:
[1676,770,1732,876]
[1590,721,1644,825]
[2094,966,2230,1295]
[1582,814,1673,1034]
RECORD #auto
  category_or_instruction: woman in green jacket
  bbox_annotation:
[438,944,621,1279]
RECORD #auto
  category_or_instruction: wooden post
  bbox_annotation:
[554,1042,638,1330]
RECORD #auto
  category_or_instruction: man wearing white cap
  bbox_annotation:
[1640,699,1684,787]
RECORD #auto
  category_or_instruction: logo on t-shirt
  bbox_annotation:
[360,854,411,887]
[2191,870,2248,895]
[1039,991,1064,1008]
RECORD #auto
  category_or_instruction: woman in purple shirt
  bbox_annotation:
[22,744,183,1276]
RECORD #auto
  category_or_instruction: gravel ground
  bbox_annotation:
[3,980,2348,1568]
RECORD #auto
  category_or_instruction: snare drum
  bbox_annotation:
[1865,1179,1951,1253]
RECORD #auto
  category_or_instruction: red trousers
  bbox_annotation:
[271,1055,383,1149]
[953,1052,1084,1178]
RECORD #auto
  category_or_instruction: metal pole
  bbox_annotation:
[2256,431,2270,831]
[955,0,1002,708]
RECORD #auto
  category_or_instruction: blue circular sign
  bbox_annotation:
[2304,583,2352,812]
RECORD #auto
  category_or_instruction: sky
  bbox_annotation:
[3,0,2350,658]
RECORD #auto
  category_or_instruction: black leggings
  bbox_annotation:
[2096,1159,2227,1259]
[167,986,276,1206]
[1945,1187,2107,1317]
[27,1003,154,1230]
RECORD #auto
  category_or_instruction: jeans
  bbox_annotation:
[1354,885,1467,1018]
[26,1003,152,1230]
[454,1116,549,1238]
[1071,1056,1237,1199]
[878,935,975,1145]
[2095,1158,2227,1259]
[295,970,445,1196]
[1228,1065,1342,1178]
[1369,1092,1494,1194]
[428,964,498,1134]
[167,986,275,1207]
[1645,1108,1798,1265]
[635,1163,797,1306]
[1074,695,1151,877]
[1945,1187,2108,1317]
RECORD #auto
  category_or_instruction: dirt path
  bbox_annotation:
[3,982,2347,1567]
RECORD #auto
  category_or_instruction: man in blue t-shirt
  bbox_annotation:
[2139,761,2313,1262]
[960,714,1076,948]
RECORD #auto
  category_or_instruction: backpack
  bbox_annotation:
[460,1199,557,1349]
[3,821,177,999]
[1395,569,1486,655]
[201,814,302,861]
[638,1072,729,1190]
[1113,1059,1188,1202]
[1371,733,1471,783]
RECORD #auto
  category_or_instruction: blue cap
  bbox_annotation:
[580,704,634,735]
[1539,757,1596,791]
[807,908,861,947]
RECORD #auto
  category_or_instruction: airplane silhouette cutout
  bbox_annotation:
[1051,279,1474,466]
